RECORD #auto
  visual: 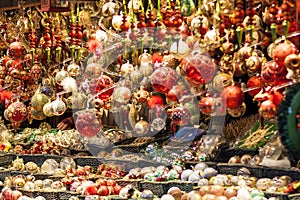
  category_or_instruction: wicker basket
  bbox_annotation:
[74,156,104,171]
[0,170,11,181]
[18,189,59,199]
[10,171,52,180]
[263,192,289,200]
[263,167,300,181]
[213,144,258,163]
[167,181,195,193]
[289,193,300,200]
[57,191,80,200]
[115,179,142,190]
[217,163,265,178]
[105,159,140,172]
[15,154,63,167]
[140,181,168,197]
[0,153,15,168]
[185,161,217,170]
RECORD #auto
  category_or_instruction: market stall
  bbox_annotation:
[0,0,299,199]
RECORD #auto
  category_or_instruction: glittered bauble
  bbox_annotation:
[30,63,42,82]
[150,67,178,94]
[221,85,244,109]
[120,61,134,77]
[4,101,27,129]
[273,40,298,69]
[135,120,150,136]
[31,93,49,111]
[95,75,114,100]
[180,53,216,85]
[199,96,215,115]
[171,106,191,126]
[212,73,233,91]
[74,109,102,137]
[30,108,46,120]
[8,41,26,59]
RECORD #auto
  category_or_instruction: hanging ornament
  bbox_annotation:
[50,98,67,116]
[135,120,150,136]
[180,52,216,86]
[227,102,246,117]
[4,100,28,130]
[130,69,144,83]
[151,117,166,131]
[61,77,78,93]
[74,109,102,137]
[199,96,215,115]
[30,63,43,83]
[67,63,80,77]
[30,92,49,111]
[7,41,27,59]
[112,86,132,104]
[67,93,88,110]
[212,72,233,91]
[247,76,264,97]
[55,69,69,86]
[43,101,54,117]
[273,40,298,70]
[221,85,244,109]
[150,67,178,94]
[95,75,115,101]
[30,107,47,121]
[171,106,191,126]
[120,61,134,77]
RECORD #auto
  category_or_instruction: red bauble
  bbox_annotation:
[180,53,216,85]
[4,101,28,129]
[8,41,26,59]
[199,96,215,115]
[150,67,178,94]
[106,179,116,186]
[98,185,109,196]
[147,96,164,108]
[11,190,22,200]
[259,100,277,118]
[167,85,186,102]
[84,185,98,195]
[273,40,298,69]
[269,91,284,106]
[171,106,191,126]
[152,52,163,63]
[114,185,123,195]
[221,85,244,109]
[75,111,102,137]
[95,75,114,100]
[247,76,264,96]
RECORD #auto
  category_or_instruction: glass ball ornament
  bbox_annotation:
[199,96,215,115]
[31,92,49,111]
[273,40,298,69]
[227,102,246,117]
[150,67,178,94]
[30,108,47,120]
[221,85,244,109]
[112,86,132,104]
[50,98,67,116]
[55,69,69,85]
[130,69,144,83]
[171,106,192,126]
[67,63,80,77]
[180,52,216,86]
[134,120,150,136]
[85,63,103,79]
[74,109,102,137]
[95,75,114,100]
[8,41,26,59]
[102,0,120,16]
[151,117,166,131]
[4,101,28,130]
[41,159,59,174]
[120,61,134,77]
[43,102,54,117]
[67,93,87,110]
[259,100,276,118]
